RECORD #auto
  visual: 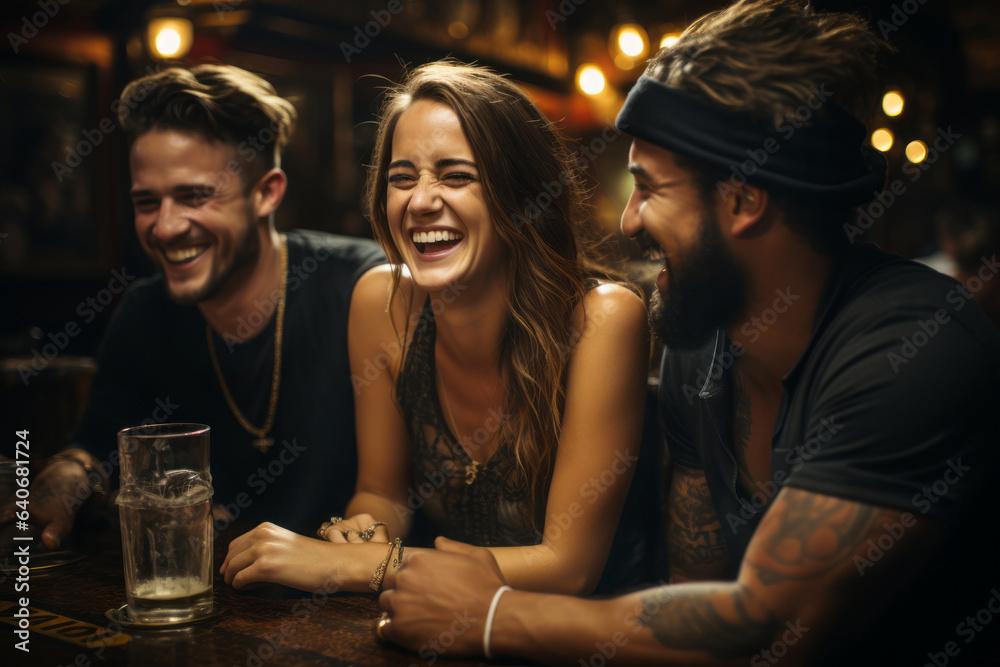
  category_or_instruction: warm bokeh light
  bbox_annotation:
[448,21,469,39]
[618,27,646,57]
[155,28,181,57]
[871,128,894,152]
[614,53,636,70]
[577,65,606,96]
[660,33,681,49]
[148,17,193,59]
[905,140,928,163]
[882,91,904,117]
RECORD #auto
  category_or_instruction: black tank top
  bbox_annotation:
[396,300,543,547]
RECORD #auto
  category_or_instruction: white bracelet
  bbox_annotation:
[483,584,512,660]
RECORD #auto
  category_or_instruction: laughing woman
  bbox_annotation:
[221,61,648,596]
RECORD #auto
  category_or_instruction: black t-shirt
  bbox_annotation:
[659,242,1000,665]
[73,230,385,537]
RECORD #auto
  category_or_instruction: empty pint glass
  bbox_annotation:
[116,424,214,623]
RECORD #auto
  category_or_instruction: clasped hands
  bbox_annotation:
[316,514,389,544]
[221,518,509,658]
[377,536,508,657]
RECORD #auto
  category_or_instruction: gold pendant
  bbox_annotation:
[253,437,274,454]
[465,461,480,485]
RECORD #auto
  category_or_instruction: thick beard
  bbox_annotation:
[648,209,748,350]
[161,224,261,306]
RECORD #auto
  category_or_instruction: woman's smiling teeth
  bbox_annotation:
[164,245,209,264]
[411,229,463,253]
[412,229,462,244]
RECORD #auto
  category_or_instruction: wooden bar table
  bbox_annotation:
[1,519,508,666]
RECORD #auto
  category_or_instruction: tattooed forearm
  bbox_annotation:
[666,466,728,579]
[638,583,778,659]
[748,488,898,585]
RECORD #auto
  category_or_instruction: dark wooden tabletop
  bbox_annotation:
[1,519,504,667]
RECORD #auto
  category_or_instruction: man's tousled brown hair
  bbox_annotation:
[118,64,296,186]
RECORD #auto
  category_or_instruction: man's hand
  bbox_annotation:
[378,537,507,657]
[0,458,90,549]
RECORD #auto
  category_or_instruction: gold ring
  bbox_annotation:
[316,516,344,538]
[375,612,391,640]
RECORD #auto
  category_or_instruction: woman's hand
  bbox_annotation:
[221,522,346,592]
[319,513,390,544]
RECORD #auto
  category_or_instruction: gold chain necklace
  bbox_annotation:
[437,374,487,485]
[206,238,287,454]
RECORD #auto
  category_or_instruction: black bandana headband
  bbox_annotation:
[615,75,887,206]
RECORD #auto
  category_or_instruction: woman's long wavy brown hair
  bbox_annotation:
[364,60,624,528]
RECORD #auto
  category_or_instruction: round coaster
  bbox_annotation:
[105,601,223,629]
[0,550,86,573]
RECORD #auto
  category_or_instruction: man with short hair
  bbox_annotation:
[3,64,384,543]
[376,2,1000,663]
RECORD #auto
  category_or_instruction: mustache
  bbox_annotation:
[628,229,659,253]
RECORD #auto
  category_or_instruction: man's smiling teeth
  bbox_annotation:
[164,245,209,263]
[648,246,667,261]
[412,230,463,244]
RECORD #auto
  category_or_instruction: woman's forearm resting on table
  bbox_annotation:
[221,523,407,594]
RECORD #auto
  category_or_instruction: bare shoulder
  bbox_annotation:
[351,264,425,333]
[560,283,649,371]
[577,283,647,336]
[353,264,395,306]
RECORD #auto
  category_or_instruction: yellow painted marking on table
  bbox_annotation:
[0,600,132,648]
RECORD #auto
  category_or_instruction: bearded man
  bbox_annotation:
[377,2,1000,664]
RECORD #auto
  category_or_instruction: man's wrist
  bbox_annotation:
[483,585,512,658]
[487,588,535,660]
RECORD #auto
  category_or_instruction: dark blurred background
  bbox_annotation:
[0,0,998,451]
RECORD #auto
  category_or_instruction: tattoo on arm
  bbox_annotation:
[644,490,913,660]
[666,466,728,580]
[638,584,778,659]
[747,488,898,586]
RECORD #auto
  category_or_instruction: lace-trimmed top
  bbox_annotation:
[396,300,543,547]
